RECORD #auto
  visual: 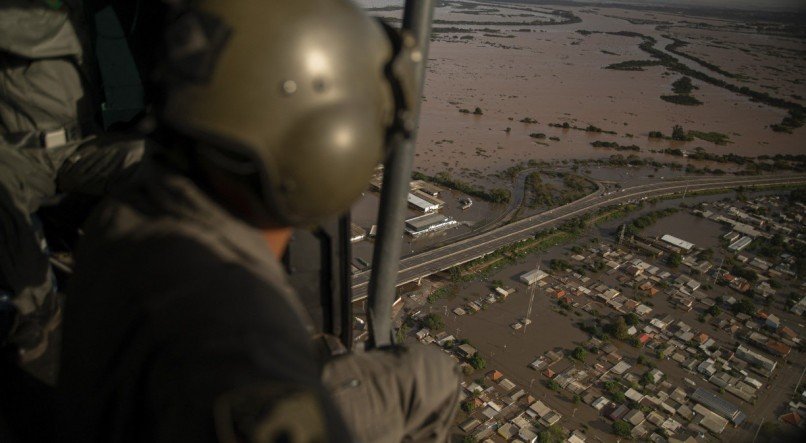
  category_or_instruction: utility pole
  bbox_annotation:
[712,257,724,285]
[618,223,626,246]
[523,262,540,334]
[682,184,688,200]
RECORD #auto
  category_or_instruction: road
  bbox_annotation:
[351,174,806,301]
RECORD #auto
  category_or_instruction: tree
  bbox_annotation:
[460,401,475,413]
[707,305,721,317]
[671,124,687,141]
[468,354,486,370]
[608,316,629,340]
[612,420,632,437]
[624,312,640,326]
[462,436,477,443]
[424,313,445,331]
[537,425,565,443]
[472,107,483,115]
[546,379,560,391]
[395,323,409,344]
[571,346,587,361]
[668,252,682,268]
[732,298,757,316]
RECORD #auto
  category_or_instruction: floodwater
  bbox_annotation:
[642,210,727,251]
[359,0,805,190]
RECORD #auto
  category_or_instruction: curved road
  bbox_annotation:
[352,174,806,301]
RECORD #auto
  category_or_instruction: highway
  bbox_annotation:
[351,174,806,301]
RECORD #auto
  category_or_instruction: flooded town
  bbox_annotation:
[347,1,806,442]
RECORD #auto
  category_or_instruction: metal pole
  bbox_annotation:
[367,0,435,349]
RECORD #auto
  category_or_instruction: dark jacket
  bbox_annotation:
[58,161,350,442]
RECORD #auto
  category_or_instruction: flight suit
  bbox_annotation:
[58,160,460,442]
[0,0,144,335]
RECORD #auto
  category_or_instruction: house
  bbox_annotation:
[487,370,503,382]
[497,423,518,440]
[766,340,791,358]
[625,388,644,403]
[457,344,478,359]
[693,404,728,434]
[609,404,629,421]
[611,361,632,375]
[624,409,645,427]
[736,345,777,374]
[459,417,481,434]
[592,396,610,411]
[647,368,664,384]
[499,378,517,392]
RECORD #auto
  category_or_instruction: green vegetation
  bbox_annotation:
[424,313,445,331]
[546,379,560,391]
[607,316,629,341]
[590,141,640,151]
[623,207,679,236]
[605,59,662,71]
[607,32,806,133]
[537,425,565,443]
[460,401,475,413]
[526,172,555,208]
[668,252,682,268]
[671,76,696,94]
[671,124,690,141]
[428,285,457,303]
[412,171,511,203]
[771,109,805,133]
[731,265,758,282]
[571,346,588,361]
[549,122,617,135]
[660,94,703,106]
[523,171,596,209]
[731,298,757,316]
[468,354,486,370]
[395,323,409,344]
[612,421,632,438]
[530,132,546,139]
[689,130,730,145]
[624,313,641,326]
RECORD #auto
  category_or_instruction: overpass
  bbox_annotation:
[351,174,806,301]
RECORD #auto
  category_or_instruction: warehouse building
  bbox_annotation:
[691,388,747,425]
[407,192,442,213]
[404,213,457,236]
[520,269,549,285]
[661,234,695,252]
[728,236,752,252]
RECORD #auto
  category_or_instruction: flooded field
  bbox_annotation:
[642,211,727,251]
[359,0,805,190]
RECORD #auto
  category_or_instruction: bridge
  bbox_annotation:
[351,174,806,301]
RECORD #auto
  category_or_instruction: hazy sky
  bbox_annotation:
[591,0,805,12]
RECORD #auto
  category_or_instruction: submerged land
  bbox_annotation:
[351,1,805,442]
